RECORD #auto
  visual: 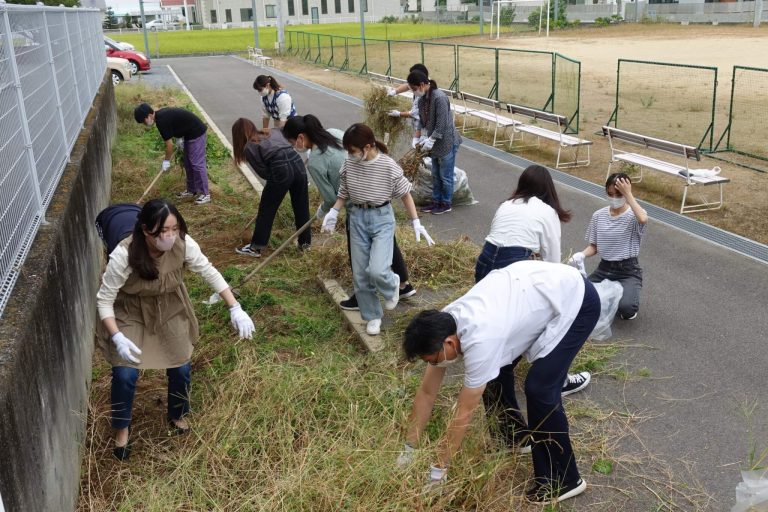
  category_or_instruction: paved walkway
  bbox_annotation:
[159,55,768,510]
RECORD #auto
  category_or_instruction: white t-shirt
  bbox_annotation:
[442,261,585,389]
[484,197,561,263]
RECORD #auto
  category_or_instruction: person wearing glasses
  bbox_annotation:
[398,261,600,504]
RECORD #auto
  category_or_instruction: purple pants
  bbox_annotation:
[182,132,209,195]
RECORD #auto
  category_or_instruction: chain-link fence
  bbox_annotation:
[0,4,104,318]
[608,59,718,150]
[285,30,582,133]
[713,66,768,168]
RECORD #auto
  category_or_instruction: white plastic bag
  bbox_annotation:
[732,469,768,512]
[411,157,477,207]
[590,280,624,341]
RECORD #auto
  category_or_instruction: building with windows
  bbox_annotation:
[182,0,402,28]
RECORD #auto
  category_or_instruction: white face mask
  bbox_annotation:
[258,88,270,97]
[154,234,176,252]
[607,196,626,209]
[413,89,425,98]
[347,149,366,163]
[433,346,460,368]
[294,136,310,153]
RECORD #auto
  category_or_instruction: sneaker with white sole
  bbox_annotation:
[176,190,195,199]
[194,194,211,205]
[366,318,382,336]
[561,371,591,397]
[339,295,359,311]
[235,244,261,258]
[526,478,586,503]
[399,283,417,299]
[384,274,400,310]
[620,311,638,320]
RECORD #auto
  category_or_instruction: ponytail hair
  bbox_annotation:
[509,164,572,223]
[407,71,437,91]
[231,117,261,165]
[282,115,342,153]
[342,123,388,155]
[253,75,281,92]
[128,199,188,280]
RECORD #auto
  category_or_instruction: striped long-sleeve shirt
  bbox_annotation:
[419,88,462,158]
[337,153,412,205]
[586,207,647,261]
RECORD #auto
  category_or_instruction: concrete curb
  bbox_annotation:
[318,277,384,353]
[166,64,264,196]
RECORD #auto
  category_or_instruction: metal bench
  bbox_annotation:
[506,103,592,169]
[458,91,520,147]
[603,126,729,214]
[247,46,273,67]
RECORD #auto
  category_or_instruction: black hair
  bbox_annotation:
[409,63,429,76]
[509,164,572,223]
[406,71,437,92]
[606,172,631,193]
[282,115,342,153]
[128,199,188,280]
[134,103,153,123]
[402,310,457,361]
[342,123,388,155]
[253,75,281,91]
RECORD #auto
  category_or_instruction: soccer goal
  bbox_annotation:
[490,0,550,39]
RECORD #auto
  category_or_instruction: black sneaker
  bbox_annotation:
[419,202,438,213]
[235,244,261,258]
[526,478,586,503]
[561,372,591,397]
[432,203,452,215]
[399,283,417,299]
[620,311,638,320]
[339,295,359,311]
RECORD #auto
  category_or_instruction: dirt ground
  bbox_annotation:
[280,23,768,244]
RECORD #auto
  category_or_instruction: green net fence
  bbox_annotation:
[554,53,581,133]
[611,59,718,150]
[720,66,768,162]
[497,49,554,114]
[456,45,497,99]
[421,42,457,91]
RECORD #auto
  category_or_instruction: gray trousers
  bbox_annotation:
[589,257,643,318]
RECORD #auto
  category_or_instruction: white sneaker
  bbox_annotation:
[384,274,400,311]
[194,194,211,205]
[366,318,382,336]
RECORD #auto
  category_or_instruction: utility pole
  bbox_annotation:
[479,0,484,35]
[754,0,762,27]
[139,0,150,57]
[359,0,365,39]
[251,0,260,46]
[276,0,284,50]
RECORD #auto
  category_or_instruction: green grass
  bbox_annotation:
[115,22,523,57]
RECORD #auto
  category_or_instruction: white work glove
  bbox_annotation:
[412,218,435,247]
[396,443,415,467]
[567,251,587,278]
[420,137,436,152]
[229,303,255,339]
[321,208,339,233]
[411,137,420,149]
[175,138,184,152]
[423,465,448,493]
[417,135,429,146]
[315,205,326,221]
[161,159,171,172]
[111,332,142,364]
[386,86,397,96]
[387,109,401,118]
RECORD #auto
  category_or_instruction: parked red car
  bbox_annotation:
[104,39,150,75]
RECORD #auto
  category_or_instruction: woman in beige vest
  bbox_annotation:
[97,199,255,460]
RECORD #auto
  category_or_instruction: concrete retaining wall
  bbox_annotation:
[0,74,115,512]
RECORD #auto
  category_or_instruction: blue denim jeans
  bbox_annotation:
[111,363,191,429]
[348,204,398,321]
[430,142,460,205]
[474,242,534,283]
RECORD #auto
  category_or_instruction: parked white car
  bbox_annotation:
[104,35,134,51]
[145,19,178,30]
[107,56,132,85]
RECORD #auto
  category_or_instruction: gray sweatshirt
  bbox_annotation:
[418,88,462,158]
[243,130,295,181]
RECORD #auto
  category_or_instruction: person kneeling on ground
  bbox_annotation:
[399,261,599,504]
[96,199,255,461]
[134,103,211,205]
[282,114,418,311]
[232,117,312,258]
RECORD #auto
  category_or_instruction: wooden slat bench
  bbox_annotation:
[603,126,729,214]
[506,103,592,168]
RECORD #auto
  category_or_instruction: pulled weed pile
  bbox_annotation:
[397,147,426,183]
[362,85,411,148]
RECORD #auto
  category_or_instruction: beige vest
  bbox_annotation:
[99,235,199,369]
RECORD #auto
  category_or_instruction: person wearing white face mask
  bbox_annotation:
[321,123,434,336]
[254,75,296,132]
[399,262,600,504]
[568,172,648,320]
[96,199,255,461]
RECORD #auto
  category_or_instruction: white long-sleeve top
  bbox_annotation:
[484,197,561,263]
[97,234,229,320]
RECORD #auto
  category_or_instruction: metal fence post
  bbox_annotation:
[1,9,45,220]
[386,40,391,76]
[62,11,83,125]
[41,10,69,162]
